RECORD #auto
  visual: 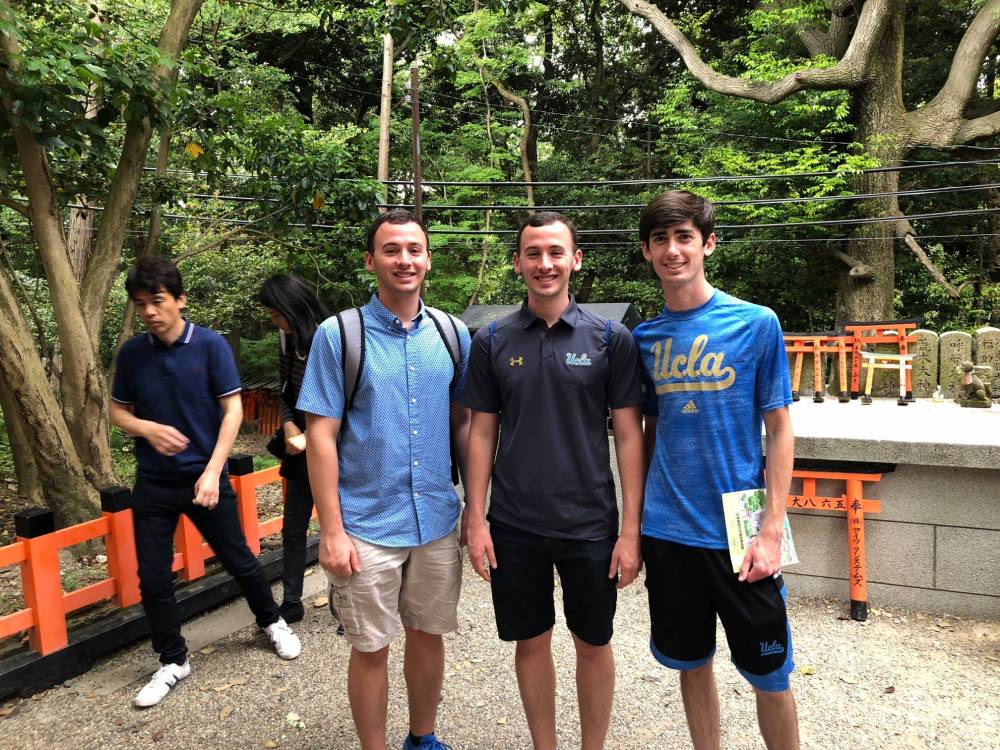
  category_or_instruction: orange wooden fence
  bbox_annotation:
[0,456,298,657]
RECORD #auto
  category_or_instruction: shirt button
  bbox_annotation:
[415,492,421,498]
[411,398,417,403]
[409,366,415,372]
[412,430,418,435]
[413,460,419,466]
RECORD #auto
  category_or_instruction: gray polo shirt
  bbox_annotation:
[461,297,644,541]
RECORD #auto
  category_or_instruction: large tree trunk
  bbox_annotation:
[0,376,42,503]
[0,0,206,523]
[0,271,99,525]
[837,5,907,320]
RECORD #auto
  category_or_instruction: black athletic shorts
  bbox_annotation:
[489,521,617,646]
[641,535,794,692]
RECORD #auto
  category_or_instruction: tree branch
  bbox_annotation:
[798,1,857,58]
[925,0,1000,121]
[492,79,535,206]
[0,195,29,217]
[954,109,1000,144]
[828,246,875,279]
[80,0,207,331]
[620,0,891,104]
[894,219,961,298]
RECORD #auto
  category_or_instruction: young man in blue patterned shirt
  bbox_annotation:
[298,210,471,750]
[632,191,799,749]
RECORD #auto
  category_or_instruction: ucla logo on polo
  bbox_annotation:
[759,640,784,656]
[510,356,524,367]
[565,353,592,367]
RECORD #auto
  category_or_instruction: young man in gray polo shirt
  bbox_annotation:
[298,210,471,750]
[463,212,646,750]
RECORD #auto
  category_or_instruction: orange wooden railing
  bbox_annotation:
[0,456,302,657]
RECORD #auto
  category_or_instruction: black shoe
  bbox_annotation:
[279,600,305,624]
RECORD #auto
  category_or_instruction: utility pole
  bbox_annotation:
[410,63,423,224]
[376,13,393,212]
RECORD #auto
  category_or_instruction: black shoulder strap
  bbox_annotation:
[336,308,365,412]
[426,307,462,390]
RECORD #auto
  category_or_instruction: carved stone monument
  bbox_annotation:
[939,331,973,398]
[910,329,939,399]
[974,327,1000,383]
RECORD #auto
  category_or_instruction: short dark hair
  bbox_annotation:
[125,256,184,300]
[516,211,578,253]
[639,191,715,244]
[365,209,430,254]
[259,274,330,351]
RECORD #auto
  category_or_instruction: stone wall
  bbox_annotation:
[783,465,1000,619]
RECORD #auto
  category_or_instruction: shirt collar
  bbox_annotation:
[518,295,579,329]
[147,319,194,347]
[366,294,425,331]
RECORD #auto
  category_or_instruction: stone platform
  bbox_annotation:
[783,398,1000,619]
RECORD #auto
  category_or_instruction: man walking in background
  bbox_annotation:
[110,256,300,709]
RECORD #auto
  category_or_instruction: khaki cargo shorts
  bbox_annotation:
[327,527,462,652]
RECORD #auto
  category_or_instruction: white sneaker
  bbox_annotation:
[264,617,301,659]
[134,660,191,708]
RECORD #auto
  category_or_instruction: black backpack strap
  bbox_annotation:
[336,308,365,412]
[426,306,462,390]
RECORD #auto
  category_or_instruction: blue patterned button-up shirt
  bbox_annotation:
[297,295,470,548]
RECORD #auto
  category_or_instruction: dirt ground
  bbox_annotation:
[0,572,997,750]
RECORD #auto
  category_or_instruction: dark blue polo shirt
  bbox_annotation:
[460,297,644,541]
[111,320,242,480]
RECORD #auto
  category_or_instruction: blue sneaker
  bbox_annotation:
[402,733,453,750]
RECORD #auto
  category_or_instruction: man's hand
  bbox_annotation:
[459,505,470,548]
[466,516,496,582]
[609,532,642,589]
[739,526,782,583]
[193,469,221,509]
[285,430,306,455]
[320,530,361,579]
[145,423,189,457]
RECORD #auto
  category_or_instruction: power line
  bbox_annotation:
[379,181,1000,211]
[422,206,1000,235]
[141,157,1000,190]
[382,158,1000,188]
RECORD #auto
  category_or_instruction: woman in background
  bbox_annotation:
[259,274,329,624]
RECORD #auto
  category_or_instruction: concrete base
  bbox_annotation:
[782,399,1000,619]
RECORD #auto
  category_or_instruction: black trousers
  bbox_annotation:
[132,475,280,665]
[280,477,315,605]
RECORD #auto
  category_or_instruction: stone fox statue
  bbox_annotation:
[957,361,991,403]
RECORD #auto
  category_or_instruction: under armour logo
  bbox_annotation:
[510,356,524,367]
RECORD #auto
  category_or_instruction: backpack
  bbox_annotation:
[335,306,463,484]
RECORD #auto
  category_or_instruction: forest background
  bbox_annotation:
[3,0,1000,523]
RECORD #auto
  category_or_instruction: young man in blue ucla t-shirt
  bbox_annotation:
[110,257,300,709]
[632,191,799,749]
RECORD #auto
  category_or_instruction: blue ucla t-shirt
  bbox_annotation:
[633,289,792,549]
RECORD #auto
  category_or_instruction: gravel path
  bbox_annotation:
[3,565,998,750]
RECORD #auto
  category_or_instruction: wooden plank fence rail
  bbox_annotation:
[0,455,300,657]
